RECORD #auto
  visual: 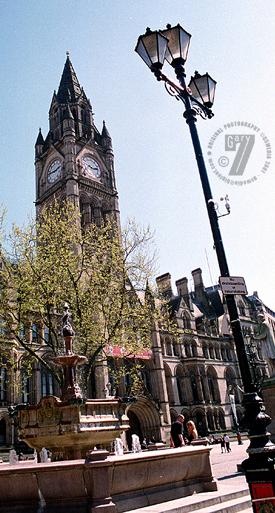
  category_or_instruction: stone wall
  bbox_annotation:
[0,446,217,513]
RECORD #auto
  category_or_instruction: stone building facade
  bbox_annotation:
[0,56,274,449]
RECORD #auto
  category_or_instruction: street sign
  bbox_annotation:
[219,276,247,295]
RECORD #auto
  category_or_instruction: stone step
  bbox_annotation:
[128,486,251,513]
[195,495,252,513]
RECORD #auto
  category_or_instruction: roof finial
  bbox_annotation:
[66,50,70,58]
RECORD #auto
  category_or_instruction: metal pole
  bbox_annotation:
[174,64,253,394]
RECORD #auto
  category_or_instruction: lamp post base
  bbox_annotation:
[241,391,275,512]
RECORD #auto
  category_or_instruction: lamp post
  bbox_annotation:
[135,23,275,511]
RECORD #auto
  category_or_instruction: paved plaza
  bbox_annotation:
[130,439,253,513]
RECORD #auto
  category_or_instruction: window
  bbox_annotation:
[185,343,191,358]
[203,345,209,359]
[166,338,173,356]
[238,301,245,317]
[182,314,191,330]
[191,344,197,357]
[209,346,215,359]
[32,323,38,343]
[41,371,54,397]
[190,372,199,402]
[21,373,31,403]
[173,341,181,357]
[0,368,7,402]
[44,326,49,343]
[215,346,221,360]
[207,368,220,403]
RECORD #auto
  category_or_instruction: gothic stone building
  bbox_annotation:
[0,57,274,448]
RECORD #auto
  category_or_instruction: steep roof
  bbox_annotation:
[57,55,82,103]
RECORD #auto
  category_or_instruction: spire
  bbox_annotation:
[35,128,44,146]
[102,120,111,139]
[102,120,113,150]
[57,54,82,103]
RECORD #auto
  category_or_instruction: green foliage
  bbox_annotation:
[0,201,168,391]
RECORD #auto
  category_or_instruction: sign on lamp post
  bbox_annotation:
[219,276,247,296]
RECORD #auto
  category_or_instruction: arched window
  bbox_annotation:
[207,367,220,403]
[215,346,221,360]
[182,313,191,329]
[41,370,54,397]
[176,366,189,405]
[203,345,209,359]
[0,419,6,445]
[185,343,191,358]
[238,301,246,317]
[207,410,215,430]
[166,338,173,356]
[173,341,181,357]
[225,367,240,404]
[0,368,7,403]
[165,364,175,405]
[209,346,215,359]
[221,346,227,361]
[190,371,199,402]
[226,347,232,361]
[191,343,197,357]
[44,326,49,343]
[193,410,207,436]
[140,364,152,394]
[21,372,32,404]
[219,409,226,429]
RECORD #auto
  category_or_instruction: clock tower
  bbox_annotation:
[35,54,120,228]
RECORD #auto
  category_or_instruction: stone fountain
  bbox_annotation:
[17,305,129,460]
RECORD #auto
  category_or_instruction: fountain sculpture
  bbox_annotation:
[17,305,129,460]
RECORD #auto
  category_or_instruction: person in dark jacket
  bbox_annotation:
[170,414,185,447]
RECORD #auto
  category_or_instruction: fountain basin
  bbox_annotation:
[17,395,129,460]
[0,446,217,512]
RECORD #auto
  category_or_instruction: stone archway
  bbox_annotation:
[0,418,6,445]
[126,397,161,446]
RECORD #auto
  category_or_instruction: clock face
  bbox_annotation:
[82,155,101,178]
[47,159,62,183]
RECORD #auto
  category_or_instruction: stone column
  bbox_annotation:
[183,375,193,403]
[171,375,181,405]
[94,356,109,399]
[151,326,171,428]
[195,371,205,402]
[201,371,211,402]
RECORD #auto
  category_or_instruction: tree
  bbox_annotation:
[0,201,168,396]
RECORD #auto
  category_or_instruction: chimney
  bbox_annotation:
[156,273,173,298]
[192,268,205,303]
[175,277,191,309]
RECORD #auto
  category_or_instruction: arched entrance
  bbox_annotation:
[0,419,6,445]
[126,397,161,448]
[125,410,143,450]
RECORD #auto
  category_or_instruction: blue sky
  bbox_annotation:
[1,0,275,307]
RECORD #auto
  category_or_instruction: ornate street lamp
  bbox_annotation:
[160,23,191,66]
[135,28,168,71]
[135,23,275,512]
[188,71,216,108]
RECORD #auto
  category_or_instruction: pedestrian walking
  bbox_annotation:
[220,435,225,453]
[170,414,185,448]
[236,432,243,445]
[224,434,231,452]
